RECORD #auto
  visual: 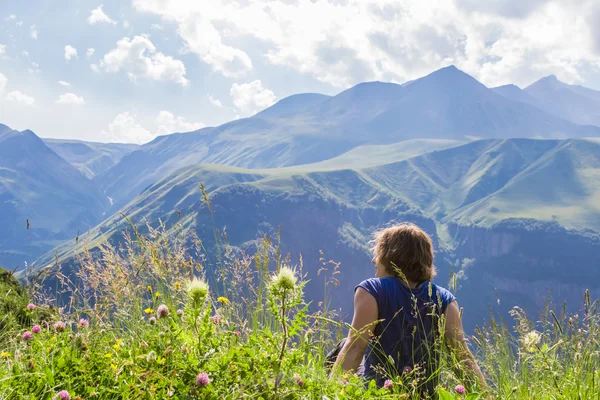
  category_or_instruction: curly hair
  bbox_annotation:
[372,223,436,283]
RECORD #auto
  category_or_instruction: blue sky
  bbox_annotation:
[1,0,600,143]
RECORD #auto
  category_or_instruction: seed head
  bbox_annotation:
[271,267,297,291]
[186,278,209,306]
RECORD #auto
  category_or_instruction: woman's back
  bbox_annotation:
[357,277,455,391]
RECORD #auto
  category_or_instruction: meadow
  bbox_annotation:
[1,213,599,400]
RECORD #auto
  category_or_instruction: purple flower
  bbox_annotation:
[26,303,36,311]
[149,316,157,325]
[22,331,33,341]
[78,318,89,328]
[55,390,70,400]
[54,321,66,332]
[157,304,169,319]
[455,385,466,394]
[195,372,210,387]
[403,365,413,374]
[211,315,222,325]
[177,309,184,317]
[32,325,41,334]
[383,379,393,390]
[233,330,241,337]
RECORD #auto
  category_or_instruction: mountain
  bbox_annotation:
[44,139,139,179]
[96,66,600,211]
[0,126,110,269]
[494,76,600,127]
[36,138,600,330]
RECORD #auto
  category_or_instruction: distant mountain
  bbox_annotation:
[0,126,110,269]
[38,138,600,330]
[494,76,600,127]
[44,139,139,179]
[96,66,600,211]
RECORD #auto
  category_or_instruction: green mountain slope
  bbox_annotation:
[34,138,600,329]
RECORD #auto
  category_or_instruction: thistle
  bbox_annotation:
[186,278,209,308]
[270,266,297,291]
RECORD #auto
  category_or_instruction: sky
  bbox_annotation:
[1,0,600,144]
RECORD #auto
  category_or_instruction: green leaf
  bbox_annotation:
[438,388,456,400]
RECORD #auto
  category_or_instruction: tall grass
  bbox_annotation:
[1,193,599,399]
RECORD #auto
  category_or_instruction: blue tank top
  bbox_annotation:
[356,277,455,392]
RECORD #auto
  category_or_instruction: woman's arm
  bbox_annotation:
[444,300,487,389]
[330,287,378,376]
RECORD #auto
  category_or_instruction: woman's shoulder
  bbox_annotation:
[428,283,456,308]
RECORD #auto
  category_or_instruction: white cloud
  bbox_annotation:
[207,94,223,108]
[155,110,204,135]
[56,93,85,105]
[6,15,16,21]
[90,64,100,73]
[151,24,163,30]
[30,25,38,39]
[102,112,153,144]
[87,48,95,57]
[88,5,117,25]
[64,45,78,61]
[123,20,130,28]
[0,44,5,57]
[132,0,600,88]
[230,80,276,115]
[0,73,7,95]
[58,80,71,87]
[102,110,203,143]
[6,90,35,106]
[21,50,28,57]
[101,35,189,86]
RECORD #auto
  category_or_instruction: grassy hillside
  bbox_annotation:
[31,138,600,331]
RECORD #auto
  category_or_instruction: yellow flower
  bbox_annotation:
[110,363,117,370]
[116,339,123,344]
[1,352,11,358]
[113,344,120,351]
[217,297,230,305]
[155,292,161,298]
[158,357,165,365]
[105,353,113,358]
[144,308,154,315]
[147,286,152,293]
[174,282,181,290]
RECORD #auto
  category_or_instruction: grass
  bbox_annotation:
[2,206,600,399]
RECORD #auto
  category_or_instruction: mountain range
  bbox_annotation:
[3,65,600,329]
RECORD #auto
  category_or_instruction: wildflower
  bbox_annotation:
[78,319,89,328]
[177,309,184,317]
[455,385,466,394]
[55,390,70,400]
[403,365,413,374]
[147,286,152,293]
[146,351,157,363]
[233,331,241,337]
[32,325,41,334]
[22,331,33,341]
[270,266,297,291]
[113,344,120,351]
[149,317,157,325]
[174,282,181,290]
[54,321,66,332]
[195,372,210,387]
[211,315,222,325]
[111,363,117,370]
[294,373,305,388]
[144,308,154,315]
[157,304,170,319]
[1,351,11,358]
[522,330,541,353]
[187,278,209,307]
[26,303,36,311]
[155,292,161,298]
[217,296,230,306]
[104,353,112,358]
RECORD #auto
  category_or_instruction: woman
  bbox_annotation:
[330,223,486,395]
